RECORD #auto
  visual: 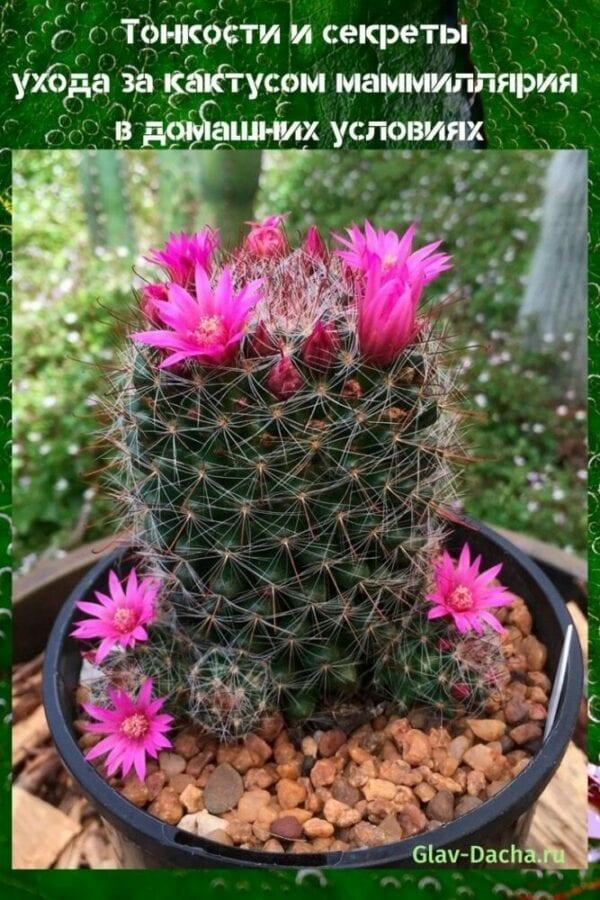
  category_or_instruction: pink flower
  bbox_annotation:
[267,356,304,399]
[356,257,422,365]
[140,283,168,324]
[426,543,514,635]
[301,320,340,369]
[131,265,262,368]
[302,225,328,261]
[335,221,452,284]
[71,568,158,663]
[245,214,287,258]
[82,678,173,781]
[147,229,219,285]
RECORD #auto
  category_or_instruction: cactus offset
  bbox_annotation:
[97,219,507,739]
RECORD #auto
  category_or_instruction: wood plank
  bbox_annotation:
[12,786,81,869]
[12,705,49,767]
[567,600,588,669]
[528,741,587,868]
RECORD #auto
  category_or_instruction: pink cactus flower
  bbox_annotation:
[302,225,328,261]
[82,678,173,781]
[247,321,279,357]
[131,265,263,368]
[356,257,422,365]
[301,320,340,369]
[427,543,513,635]
[245,214,287,258]
[71,568,159,664]
[140,283,169,324]
[267,356,304,399]
[147,228,219,286]
[335,221,452,284]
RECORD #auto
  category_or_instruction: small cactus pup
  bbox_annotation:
[79,218,514,769]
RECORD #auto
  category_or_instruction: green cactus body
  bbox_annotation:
[103,231,505,738]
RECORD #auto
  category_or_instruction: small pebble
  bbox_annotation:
[270,815,303,841]
[203,763,244,814]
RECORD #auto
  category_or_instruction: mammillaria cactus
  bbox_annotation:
[85,217,511,751]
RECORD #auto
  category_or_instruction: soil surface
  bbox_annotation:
[76,595,552,853]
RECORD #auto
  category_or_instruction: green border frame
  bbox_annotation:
[1,0,597,894]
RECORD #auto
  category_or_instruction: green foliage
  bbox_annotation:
[13,149,264,567]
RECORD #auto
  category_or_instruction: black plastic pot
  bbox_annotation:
[43,519,583,869]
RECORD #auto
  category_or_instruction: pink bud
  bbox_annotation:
[450,682,470,702]
[247,321,278,357]
[245,215,287,258]
[267,356,304,399]
[141,283,168,324]
[301,321,340,370]
[302,225,328,261]
[437,637,452,652]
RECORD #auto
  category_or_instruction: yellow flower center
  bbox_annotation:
[120,713,149,740]
[447,585,474,611]
[195,315,227,345]
[382,252,398,270]
[113,606,137,634]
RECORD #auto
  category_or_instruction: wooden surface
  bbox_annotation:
[529,741,587,868]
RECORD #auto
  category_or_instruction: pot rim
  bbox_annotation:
[42,517,583,868]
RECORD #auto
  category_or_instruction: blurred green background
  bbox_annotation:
[12,149,586,570]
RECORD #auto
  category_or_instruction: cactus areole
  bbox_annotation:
[86,219,516,748]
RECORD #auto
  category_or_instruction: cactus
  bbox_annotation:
[95,218,508,740]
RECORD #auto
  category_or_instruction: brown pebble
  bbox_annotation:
[509,723,542,746]
[237,788,271,823]
[397,804,427,837]
[244,766,277,790]
[244,733,273,766]
[401,730,431,766]
[148,786,183,825]
[331,776,361,807]
[310,758,337,788]
[169,773,196,794]
[463,744,503,778]
[318,729,347,758]
[426,789,454,823]
[352,821,387,847]
[186,751,214,778]
[323,797,362,828]
[504,697,529,725]
[173,731,200,760]
[362,778,397,801]
[158,751,186,777]
[120,774,149,807]
[467,719,506,742]
[454,795,483,818]
[207,828,234,846]
[270,815,303,841]
[203,763,244,814]
[276,778,307,809]
[145,770,167,801]
[521,635,547,671]
[263,838,285,852]
[303,818,335,839]
[380,813,403,839]
[180,783,203,813]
